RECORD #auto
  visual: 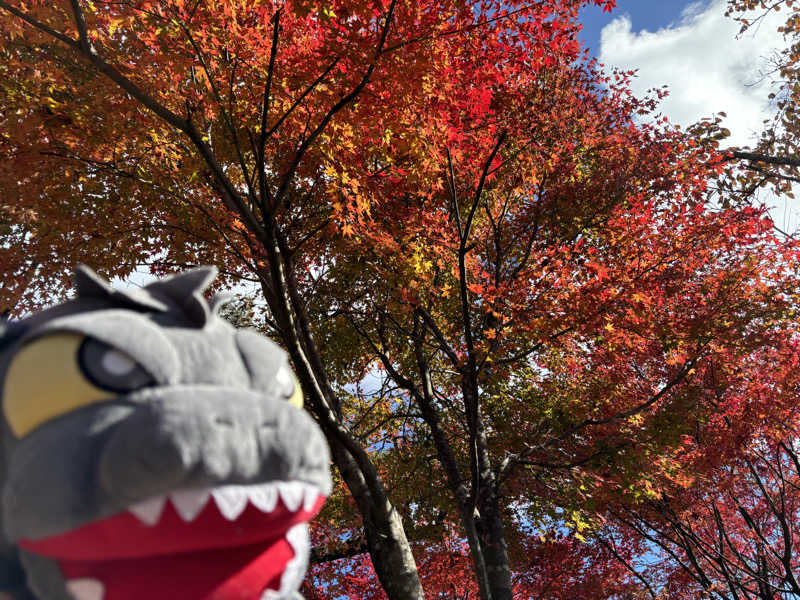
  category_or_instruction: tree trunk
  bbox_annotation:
[411,327,514,600]
[290,343,426,599]
[475,498,514,600]
[328,440,425,599]
[468,381,515,600]
[258,228,426,600]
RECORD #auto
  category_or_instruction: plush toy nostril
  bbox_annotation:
[213,415,235,428]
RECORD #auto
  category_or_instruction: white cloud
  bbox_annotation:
[599,0,786,147]
[598,0,797,229]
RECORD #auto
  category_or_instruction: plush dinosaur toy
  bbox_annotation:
[0,266,331,600]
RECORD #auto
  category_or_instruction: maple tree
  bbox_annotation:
[2,1,800,599]
[294,16,800,596]
[302,521,649,599]
[0,1,615,598]
[607,407,800,599]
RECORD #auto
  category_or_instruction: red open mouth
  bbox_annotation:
[18,482,326,600]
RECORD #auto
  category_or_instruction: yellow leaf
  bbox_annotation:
[109,18,124,36]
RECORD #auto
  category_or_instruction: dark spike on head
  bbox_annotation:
[0,318,26,356]
[73,264,113,299]
[144,266,218,327]
[73,265,170,313]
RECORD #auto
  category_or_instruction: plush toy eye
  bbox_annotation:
[275,364,304,409]
[2,333,154,437]
[78,338,154,392]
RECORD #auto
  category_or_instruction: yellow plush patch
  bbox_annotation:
[288,375,304,409]
[3,333,113,437]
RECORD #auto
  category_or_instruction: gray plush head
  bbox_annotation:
[0,266,331,600]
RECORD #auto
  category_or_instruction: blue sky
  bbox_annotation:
[578,0,697,53]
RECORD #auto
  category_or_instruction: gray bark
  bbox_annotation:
[466,382,515,600]
[328,441,424,599]
[259,223,425,600]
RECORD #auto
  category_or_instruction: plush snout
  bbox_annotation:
[98,386,330,504]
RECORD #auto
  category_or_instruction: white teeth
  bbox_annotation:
[66,578,105,600]
[286,521,310,561]
[211,485,250,520]
[248,484,279,513]
[128,496,167,526]
[170,488,211,522]
[277,481,304,511]
[127,481,323,525]
[261,523,310,599]
[302,483,319,512]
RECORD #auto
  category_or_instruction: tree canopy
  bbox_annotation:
[2,1,800,598]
